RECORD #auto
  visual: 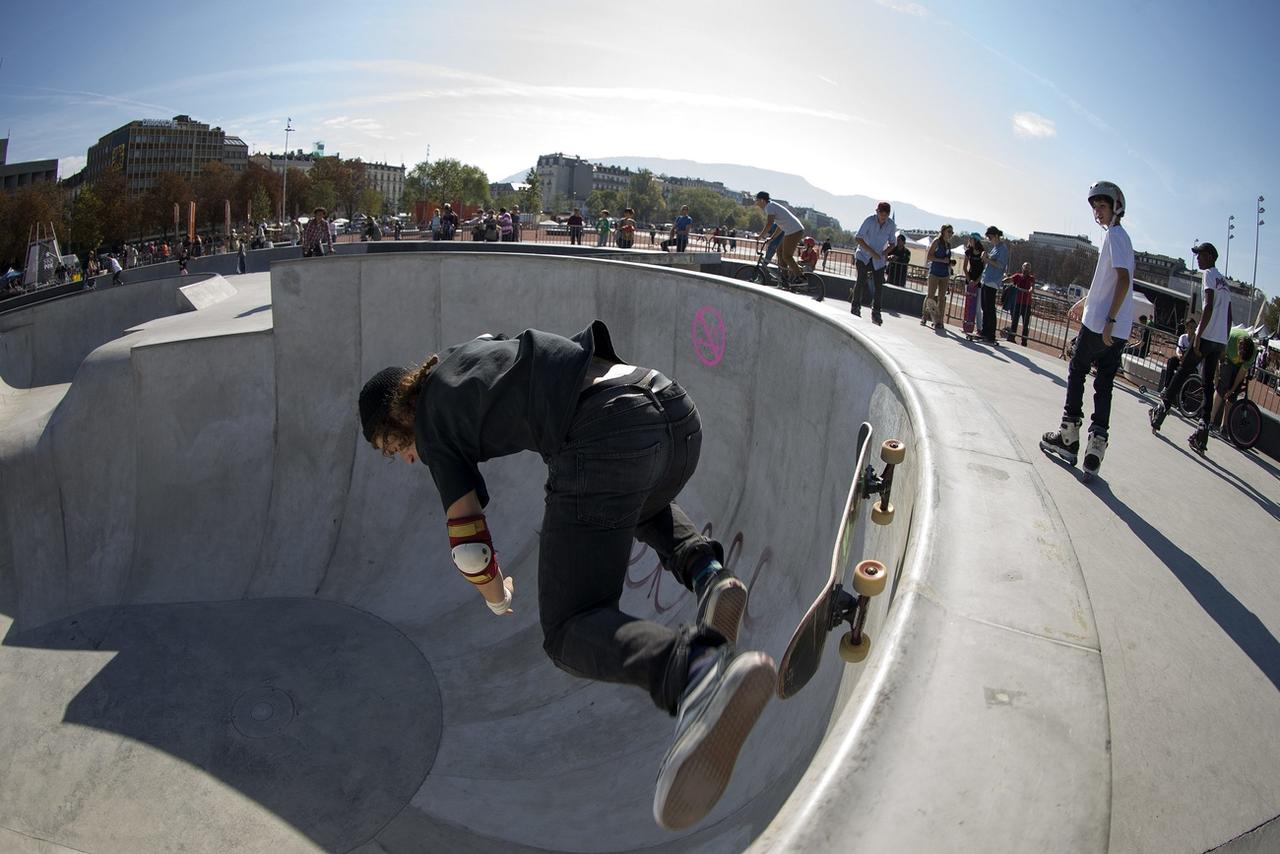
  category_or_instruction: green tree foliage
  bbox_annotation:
[234,163,279,226]
[250,185,273,223]
[520,168,541,214]
[310,156,367,218]
[281,167,311,220]
[67,187,105,256]
[141,172,192,240]
[627,170,666,222]
[404,158,491,212]
[665,187,743,229]
[358,188,385,219]
[586,189,625,216]
[195,162,237,233]
[0,182,66,264]
[1261,295,1280,334]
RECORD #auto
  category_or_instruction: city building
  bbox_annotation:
[1134,250,1185,286]
[0,138,58,194]
[364,161,405,212]
[251,150,405,211]
[83,115,248,195]
[1027,231,1097,254]
[661,175,740,203]
[591,163,633,195]
[792,206,842,232]
[535,153,594,211]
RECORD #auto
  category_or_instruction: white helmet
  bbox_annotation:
[1087,181,1125,218]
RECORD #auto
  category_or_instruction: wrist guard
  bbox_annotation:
[448,514,500,585]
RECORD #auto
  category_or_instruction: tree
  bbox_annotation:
[1261,295,1280,334]
[310,156,366,218]
[141,172,192,241]
[359,187,384,219]
[234,163,279,227]
[309,179,338,217]
[666,187,739,230]
[195,162,236,233]
[521,168,541,214]
[281,167,311,220]
[627,170,666,223]
[0,182,66,265]
[586,189,625,217]
[67,187,105,256]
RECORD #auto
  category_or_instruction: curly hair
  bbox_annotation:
[367,355,438,455]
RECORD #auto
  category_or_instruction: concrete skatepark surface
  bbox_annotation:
[0,246,1269,852]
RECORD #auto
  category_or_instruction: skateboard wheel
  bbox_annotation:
[870,501,895,526]
[880,439,906,466]
[852,559,887,596]
[839,630,871,663]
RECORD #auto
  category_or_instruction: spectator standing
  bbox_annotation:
[510,206,521,242]
[924,225,954,331]
[237,238,248,274]
[1150,242,1233,452]
[430,208,442,238]
[617,208,637,249]
[820,237,832,270]
[978,226,1009,343]
[596,210,611,247]
[302,207,334,257]
[394,218,403,240]
[673,205,693,253]
[567,208,585,245]
[441,204,459,240]
[753,191,805,284]
[328,215,338,248]
[1040,181,1134,477]
[885,233,910,288]
[729,228,738,252]
[1002,262,1035,345]
[852,202,896,324]
[499,208,514,241]
[107,254,123,286]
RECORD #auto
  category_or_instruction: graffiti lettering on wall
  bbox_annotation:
[624,523,770,629]
[691,306,726,367]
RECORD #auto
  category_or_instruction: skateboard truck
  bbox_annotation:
[861,439,905,525]
[827,559,888,663]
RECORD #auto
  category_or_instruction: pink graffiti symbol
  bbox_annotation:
[691,306,726,367]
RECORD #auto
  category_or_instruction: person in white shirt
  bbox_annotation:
[851,201,896,324]
[1160,318,1197,391]
[107,254,124,287]
[1040,181,1134,478]
[1150,242,1233,451]
[753,191,805,282]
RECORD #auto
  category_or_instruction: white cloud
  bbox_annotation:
[816,74,839,87]
[1011,111,1057,139]
[875,0,929,17]
[58,155,86,178]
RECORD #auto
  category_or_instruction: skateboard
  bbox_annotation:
[965,333,999,346]
[962,282,979,335]
[776,422,905,700]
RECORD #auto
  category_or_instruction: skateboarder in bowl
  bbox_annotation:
[1039,181,1135,478]
[358,320,774,830]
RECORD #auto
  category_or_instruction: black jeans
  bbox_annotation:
[1063,326,1127,437]
[1161,340,1225,424]
[569,226,583,245]
[980,285,998,340]
[1007,302,1030,341]
[853,259,885,317]
[539,377,721,715]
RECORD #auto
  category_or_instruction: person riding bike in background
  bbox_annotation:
[754,191,805,283]
[1210,327,1258,432]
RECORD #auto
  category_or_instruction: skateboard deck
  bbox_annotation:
[962,282,979,334]
[776,422,904,699]
[965,333,999,346]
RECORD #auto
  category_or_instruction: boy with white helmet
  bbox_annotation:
[1040,181,1135,479]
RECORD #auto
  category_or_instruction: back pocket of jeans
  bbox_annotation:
[575,443,660,529]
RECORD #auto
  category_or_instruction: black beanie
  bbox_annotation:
[359,366,408,442]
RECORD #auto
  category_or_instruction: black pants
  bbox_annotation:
[1007,302,1030,341]
[853,259,885,317]
[1063,326,1127,437]
[676,234,689,253]
[540,377,721,715]
[1161,340,1226,424]
[980,286,998,340]
[1160,355,1182,391]
[569,226,583,245]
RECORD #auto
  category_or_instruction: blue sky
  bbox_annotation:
[3,0,1277,297]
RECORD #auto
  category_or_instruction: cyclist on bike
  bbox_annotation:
[1210,327,1257,432]
[753,192,805,283]
[1150,242,1232,452]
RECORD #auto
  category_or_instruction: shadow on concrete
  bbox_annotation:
[4,598,441,850]
[237,304,271,318]
[1154,433,1280,522]
[1091,481,1280,693]
[1000,348,1068,389]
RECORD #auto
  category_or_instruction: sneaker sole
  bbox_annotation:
[701,580,748,645]
[654,653,775,830]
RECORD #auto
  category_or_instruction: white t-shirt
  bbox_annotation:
[1200,266,1231,344]
[1176,333,1191,356]
[854,214,898,269]
[1081,222,1135,339]
[765,201,804,235]
[107,257,123,274]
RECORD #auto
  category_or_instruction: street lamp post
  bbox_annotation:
[280,117,294,226]
[1225,214,1235,276]
[1253,195,1265,297]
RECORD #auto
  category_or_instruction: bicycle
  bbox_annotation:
[1176,374,1263,450]
[733,249,825,302]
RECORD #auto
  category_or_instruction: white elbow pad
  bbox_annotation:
[452,541,493,576]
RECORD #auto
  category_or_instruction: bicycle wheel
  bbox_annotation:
[1227,399,1263,450]
[1177,375,1204,418]
[802,271,825,301]
[734,264,766,284]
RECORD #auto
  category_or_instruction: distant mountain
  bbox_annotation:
[502,156,989,237]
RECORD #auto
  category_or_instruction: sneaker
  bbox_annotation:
[872,314,883,326]
[653,647,776,830]
[1082,432,1108,477]
[1039,418,1082,466]
[695,570,748,646]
